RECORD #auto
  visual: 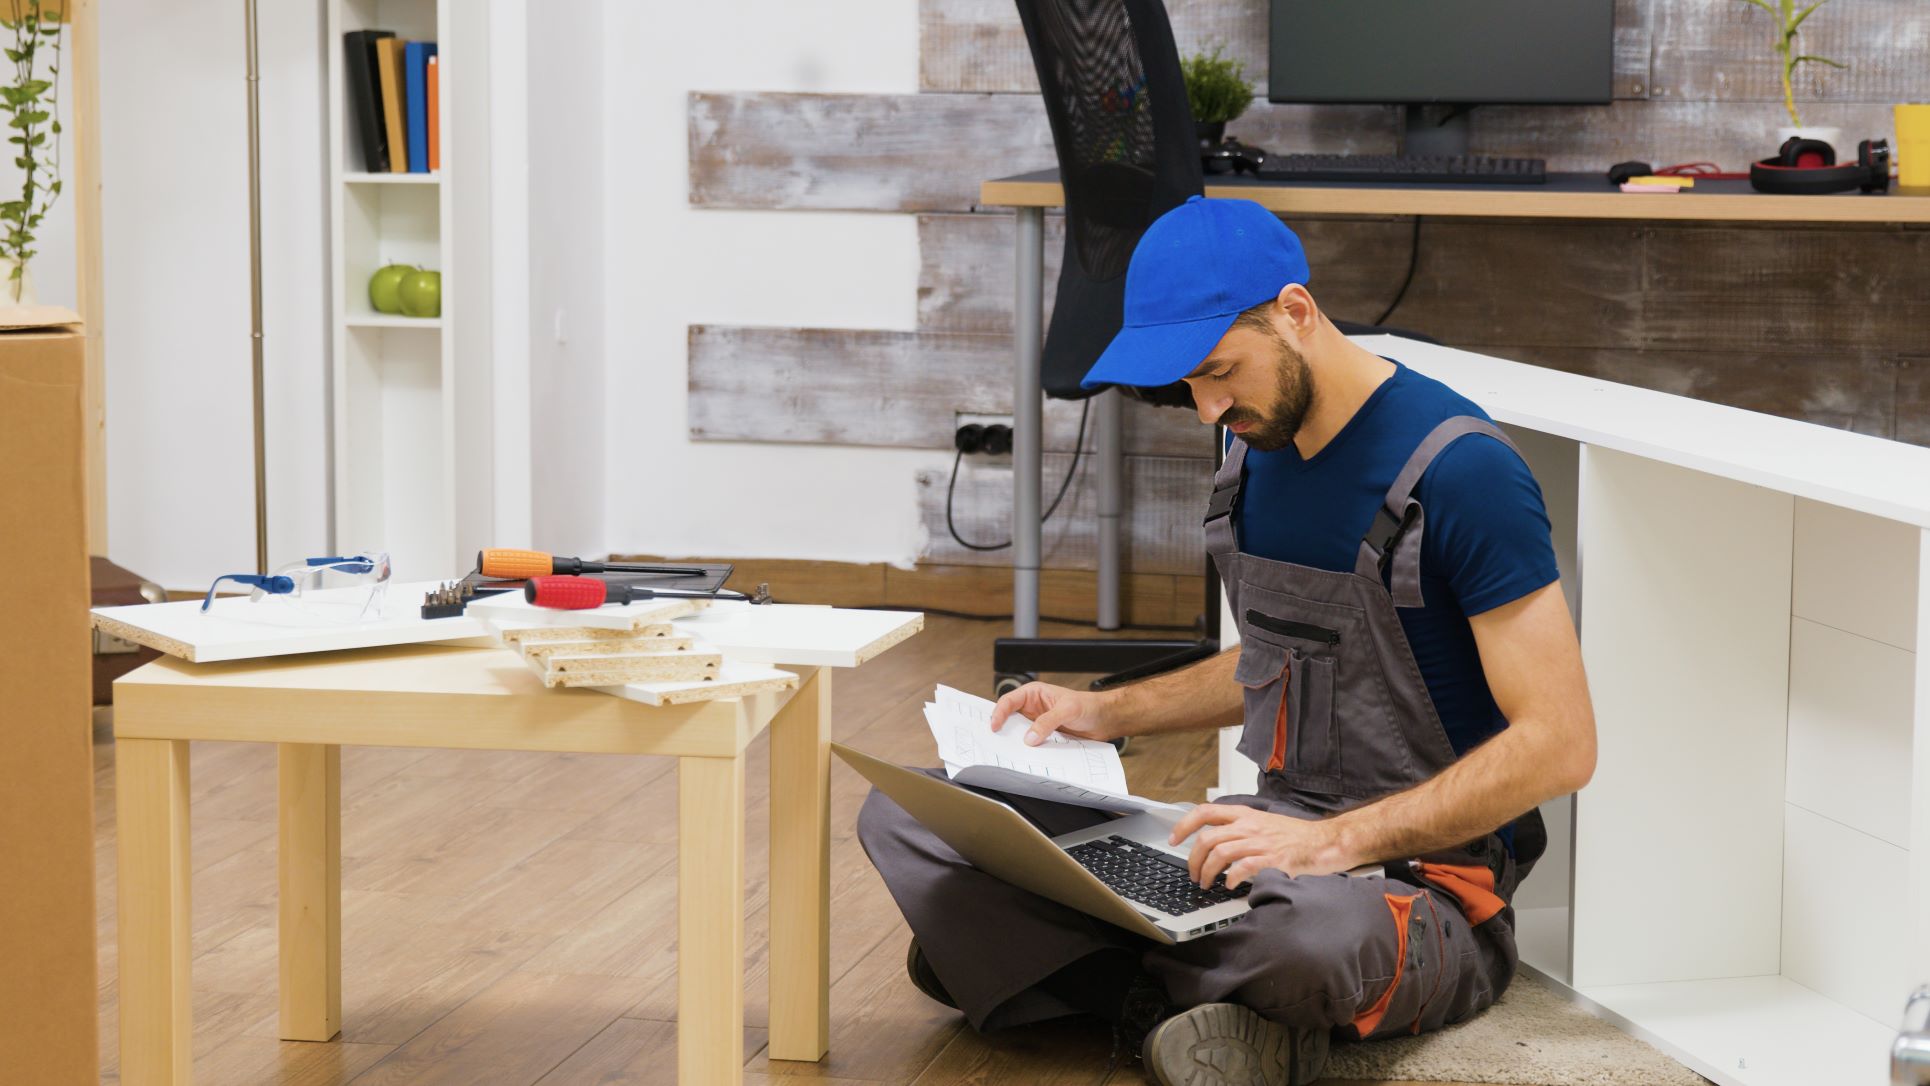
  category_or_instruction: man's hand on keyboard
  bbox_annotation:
[1169,803,1355,888]
[989,681,1125,746]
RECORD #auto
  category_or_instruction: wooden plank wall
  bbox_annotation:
[686,0,1930,585]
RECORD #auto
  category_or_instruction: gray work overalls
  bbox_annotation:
[856,415,1545,1041]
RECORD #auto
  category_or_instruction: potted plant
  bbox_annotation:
[0,0,62,307]
[1736,0,1848,147]
[1182,46,1251,157]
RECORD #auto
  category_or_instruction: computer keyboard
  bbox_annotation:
[1255,153,1547,185]
[1066,836,1251,917]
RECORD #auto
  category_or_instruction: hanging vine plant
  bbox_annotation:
[0,0,61,305]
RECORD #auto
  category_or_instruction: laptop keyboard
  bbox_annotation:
[1066,836,1252,917]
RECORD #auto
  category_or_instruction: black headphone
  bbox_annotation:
[1749,137,1891,194]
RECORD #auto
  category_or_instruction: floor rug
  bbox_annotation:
[1321,972,1708,1085]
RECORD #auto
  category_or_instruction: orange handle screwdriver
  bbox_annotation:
[478,549,707,580]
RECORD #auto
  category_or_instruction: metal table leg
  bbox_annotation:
[1096,388,1123,630]
[1014,207,1044,639]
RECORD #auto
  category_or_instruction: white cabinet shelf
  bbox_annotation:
[345,170,441,185]
[344,313,442,330]
[328,0,492,583]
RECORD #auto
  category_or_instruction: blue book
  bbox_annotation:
[404,41,436,173]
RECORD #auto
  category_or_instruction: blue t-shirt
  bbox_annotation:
[1233,361,1559,758]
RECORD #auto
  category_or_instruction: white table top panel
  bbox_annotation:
[1367,335,1930,526]
[91,580,493,663]
[670,602,924,667]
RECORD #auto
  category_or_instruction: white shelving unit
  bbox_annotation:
[327,0,493,582]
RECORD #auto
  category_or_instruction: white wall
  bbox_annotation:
[101,1,330,589]
[526,0,605,558]
[597,0,951,567]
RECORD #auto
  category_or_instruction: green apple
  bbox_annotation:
[368,264,414,314]
[398,269,441,319]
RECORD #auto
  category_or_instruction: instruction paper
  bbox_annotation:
[924,685,1189,817]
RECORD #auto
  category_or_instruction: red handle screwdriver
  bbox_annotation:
[524,575,722,610]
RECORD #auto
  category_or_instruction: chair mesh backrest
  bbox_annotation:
[1015,0,1202,399]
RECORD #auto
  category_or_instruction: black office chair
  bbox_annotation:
[995,0,1430,696]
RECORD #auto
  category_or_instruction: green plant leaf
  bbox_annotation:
[48,180,57,194]
[1787,0,1832,34]
[1736,0,1780,16]
[1792,53,1849,68]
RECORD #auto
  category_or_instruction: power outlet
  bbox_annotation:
[954,413,1015,457]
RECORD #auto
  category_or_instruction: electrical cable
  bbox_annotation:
[946,399,1092,552]
[1373,216,1423,326]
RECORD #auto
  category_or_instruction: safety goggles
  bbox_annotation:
[200,552,393,622]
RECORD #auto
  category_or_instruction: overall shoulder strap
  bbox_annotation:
[1353,416,1522,607]
[1202,436,1248,558]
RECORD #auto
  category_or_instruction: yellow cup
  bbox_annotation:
[1896,104,1930,189]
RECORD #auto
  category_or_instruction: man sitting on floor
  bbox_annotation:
[856,196,1597,1086]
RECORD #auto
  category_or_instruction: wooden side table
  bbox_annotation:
[112,642,839,1086]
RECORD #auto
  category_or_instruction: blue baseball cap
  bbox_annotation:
[1081,196,1310,390]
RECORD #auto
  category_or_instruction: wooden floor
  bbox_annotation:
[90,614,1487,1086]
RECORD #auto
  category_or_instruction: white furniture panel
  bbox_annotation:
[1780,803,1913,1026]
[1792,498,1920,652]
[1577,975,1893,1086]
[1501,423,1581,623]
[1380,337,1930,528]
[1914,528,1930,987]
[1786,617,1915,848]
[1572,446,1792,989]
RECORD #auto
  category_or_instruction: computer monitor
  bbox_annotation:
[1268,0,1614,157]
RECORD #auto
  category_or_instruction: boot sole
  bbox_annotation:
[1140,1002,1328,1086]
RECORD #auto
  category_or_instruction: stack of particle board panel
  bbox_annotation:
[481,596,797,702]
[491,599,712,688]
[510,629,719,689]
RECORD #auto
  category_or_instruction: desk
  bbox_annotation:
[1211,335,1930,1086]
[111,642,872,1086]
[979,169,1930,639]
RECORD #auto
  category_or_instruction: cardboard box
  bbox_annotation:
[0,308,100,1083]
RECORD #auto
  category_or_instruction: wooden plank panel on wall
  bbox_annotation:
[918,211,1930,357]
[1646,0,1930,103]
[1897,356,1930,448]
[915,211,1414,336]
[688,92,1391,213]
[1640,225,1930,353]
[1488,344,1898,440]
[1474,100,1905,173]
[687,325,1211,456]
[692,94,1913,215]
[918,0,1653,100]
[917,452,1211,573]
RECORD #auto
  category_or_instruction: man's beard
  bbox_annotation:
[1219,334,1313,453]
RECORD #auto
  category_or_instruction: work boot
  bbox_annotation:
[1140,1002,1330,1086]
[1106,970,1174,1072]
[904,938,957,1010]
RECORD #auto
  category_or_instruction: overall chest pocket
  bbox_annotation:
[1234,609,1341,783]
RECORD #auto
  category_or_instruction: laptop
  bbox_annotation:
[835,742,1254,943]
